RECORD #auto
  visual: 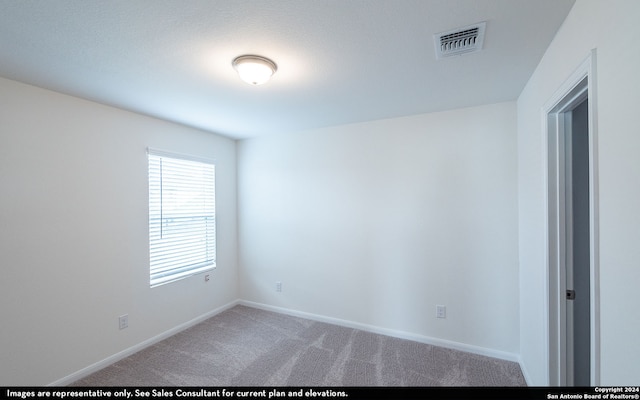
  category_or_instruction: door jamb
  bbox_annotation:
[543,49,600,386]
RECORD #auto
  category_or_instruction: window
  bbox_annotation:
[147,149,216,287]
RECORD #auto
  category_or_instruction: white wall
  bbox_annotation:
[237,102,519,355]
[517,0,640,385]
[0,77,238,386]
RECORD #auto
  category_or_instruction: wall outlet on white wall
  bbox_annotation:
[119,314,129,330]
[276,281,282,292]
[436,305,446,319]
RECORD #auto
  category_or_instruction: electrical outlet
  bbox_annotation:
[119,314,129,330]
[436,305,446,319]
[276,281,282,292]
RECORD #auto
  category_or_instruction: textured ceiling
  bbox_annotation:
[0,0,576,139]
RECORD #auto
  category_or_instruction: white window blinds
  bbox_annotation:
[147,149,216,287]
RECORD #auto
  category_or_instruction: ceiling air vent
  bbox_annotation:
[434,22,486,59]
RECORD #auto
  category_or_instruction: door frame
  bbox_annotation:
[543,49,600,386]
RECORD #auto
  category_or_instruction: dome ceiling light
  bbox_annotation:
[232,55,277,86]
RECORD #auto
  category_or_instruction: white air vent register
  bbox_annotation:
[434,22,486,59]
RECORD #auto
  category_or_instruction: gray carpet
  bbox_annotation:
[70,305,526,386]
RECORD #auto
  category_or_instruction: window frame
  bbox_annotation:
[147,148,216,287]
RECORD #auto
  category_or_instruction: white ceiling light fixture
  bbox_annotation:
[232,55,277,85]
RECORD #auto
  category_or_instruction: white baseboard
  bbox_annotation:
[517,357,533,386]
[239,300,521,364]
[49,300,240,386]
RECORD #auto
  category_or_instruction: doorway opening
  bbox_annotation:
[545,50,599,386]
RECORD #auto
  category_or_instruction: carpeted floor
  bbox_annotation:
[70,305,526,387]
